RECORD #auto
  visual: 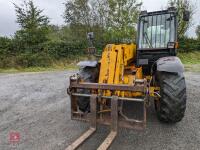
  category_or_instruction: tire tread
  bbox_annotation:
[157,72,187,123]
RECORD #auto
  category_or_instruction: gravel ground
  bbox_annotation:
[0,71,200,150]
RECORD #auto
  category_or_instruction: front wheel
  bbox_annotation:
[155,72,187,123]
[77,67,99,112]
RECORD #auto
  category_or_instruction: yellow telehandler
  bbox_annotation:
[67,7,189,150]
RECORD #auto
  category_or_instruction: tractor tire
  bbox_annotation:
[77,67,99,112]
[155,72,187,123]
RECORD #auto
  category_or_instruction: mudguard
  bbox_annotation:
[156,56,184,73]
[77,61,98,68]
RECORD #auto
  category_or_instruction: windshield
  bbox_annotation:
[138,13,176,49]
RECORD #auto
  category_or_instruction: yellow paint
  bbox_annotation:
[149,87,160,97]
[98,44,144,97]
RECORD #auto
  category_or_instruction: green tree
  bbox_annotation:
[105,0,142,43]
[168,0,194,39]
[0,37,12,56]
[64,0,142,45]
[13,0,50,53]
[64,0,90,26]
[196,25,200,40]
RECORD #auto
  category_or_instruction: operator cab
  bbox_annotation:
[136,7,178,68]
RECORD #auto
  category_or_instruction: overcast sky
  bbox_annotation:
[0,0,199,37]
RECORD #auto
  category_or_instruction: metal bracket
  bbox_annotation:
[66,94,97,150]
[97,96,118,150]
[66,95,119,150]
[67,92,147,149]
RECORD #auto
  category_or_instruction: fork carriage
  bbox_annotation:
[67,74,150,150]
[68,74,149,129]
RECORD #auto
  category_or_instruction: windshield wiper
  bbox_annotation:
[144,32,153,48]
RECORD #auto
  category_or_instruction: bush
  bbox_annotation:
[179,37,200,52]
[0,35,88,68]
[45,41,86,59]
[0,37,12,56]
[0,56,16,68]
[1,33,200,69]
[15,52,52,67]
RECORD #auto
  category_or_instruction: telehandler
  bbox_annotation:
[67,7,189,150]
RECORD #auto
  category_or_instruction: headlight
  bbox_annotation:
[167,42,175,49]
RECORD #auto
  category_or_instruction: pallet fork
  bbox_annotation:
[66,95,119,150]
[66,77,147,150]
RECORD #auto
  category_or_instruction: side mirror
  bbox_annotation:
[140,10,148,16]
[86,32,96,55]
[87,32,94,40]
[183,10,190,21]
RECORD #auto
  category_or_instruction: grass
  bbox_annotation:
[183,64,200,72]
[0,60,78,73]
[178,51,200,72]
[178,51,200,64]
[0,51,200,73]
[0,65,78,73]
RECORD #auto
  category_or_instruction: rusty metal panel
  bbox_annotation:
[90,94,97,128]
[65,128,96,150]
[111,96,118,132]
[66,94,97,150]
[97,131,117,150]
[70,82,145,92]
[97,96,118,150]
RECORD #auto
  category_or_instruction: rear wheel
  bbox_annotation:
[77,67,99,112]
[155,72,187,123]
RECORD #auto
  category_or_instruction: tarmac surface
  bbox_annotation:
[0,71,200,150]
